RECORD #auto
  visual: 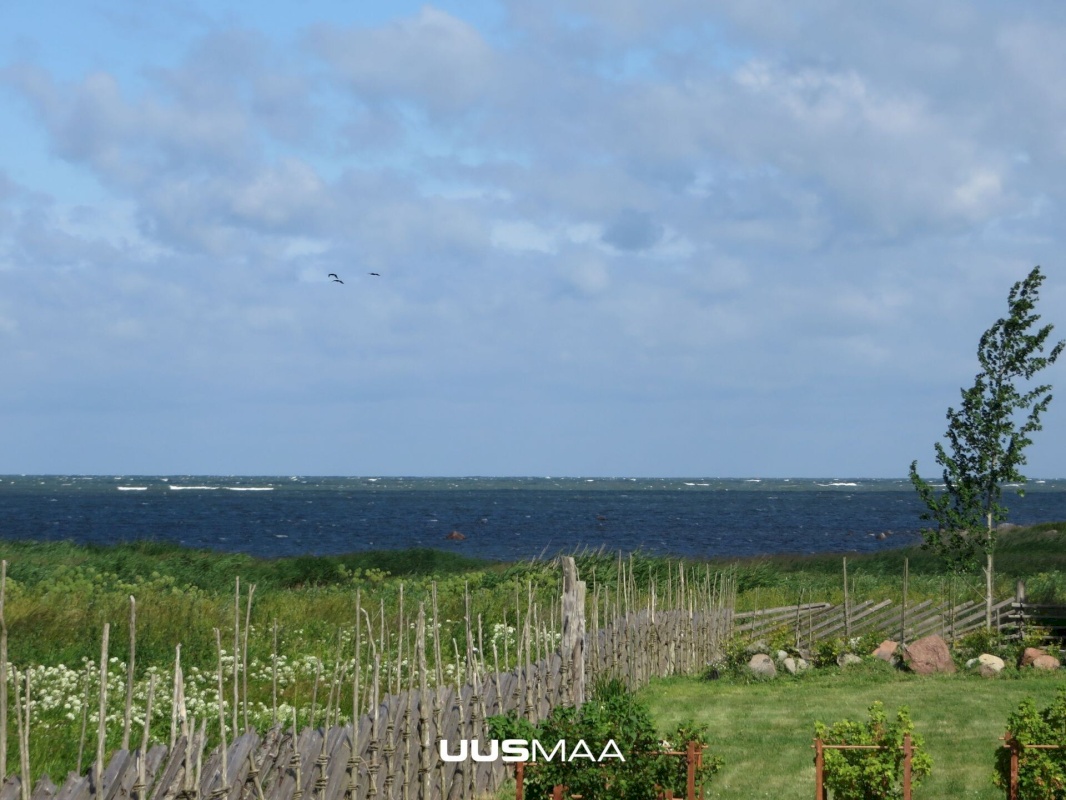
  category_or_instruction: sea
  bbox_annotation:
[2,475,1066,562]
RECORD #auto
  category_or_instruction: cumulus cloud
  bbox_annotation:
[307,7,497,115]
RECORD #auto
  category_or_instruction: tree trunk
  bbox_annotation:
[986,511,994,630]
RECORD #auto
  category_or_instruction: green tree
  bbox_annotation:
[910,266,1063,626]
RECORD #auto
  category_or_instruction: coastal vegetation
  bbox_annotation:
[1,521,1066,785]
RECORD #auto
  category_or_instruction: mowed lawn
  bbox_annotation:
[640,664,1066,799]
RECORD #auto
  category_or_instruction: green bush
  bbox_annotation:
[488,679,720,800]
[995,690,1066,799]
[815,701,932,800]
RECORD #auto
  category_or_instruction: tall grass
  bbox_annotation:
[2,522,1066,781]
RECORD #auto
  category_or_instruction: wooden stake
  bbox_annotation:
[96,623,110,795]
[214,628,229,797]
[242,583,256,732]
[134,674,158,800]
[13,668,30,800]
[431,582,443,687]
[77,665,91,775]
[272,619,279,727]
[232,577,240,740]
[121,595,137,752]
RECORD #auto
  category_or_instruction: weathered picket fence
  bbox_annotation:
[0,558,738,800]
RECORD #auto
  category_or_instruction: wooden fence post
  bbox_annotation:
[561,557,586,707]
[686,740,698,800]
[902,733,912,800]
[514,762,525,800]
[1007,732,1020,800]
[813,737,824,800]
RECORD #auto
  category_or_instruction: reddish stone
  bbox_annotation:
[1033,655,1061,671]
[872,640,899,662]
[902,634,956,675]
[1020,647,1047,668]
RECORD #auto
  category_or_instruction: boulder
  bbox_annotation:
[775,650,790,663]
[1033,655,1061,671]
[743,641,770,657]
[445,531,466,541]
[978,653,1005,673]
[747,653,776,678]
[967,654,1004,678]
[782,656,809,675]
[902,634,956,675]
[1021,647,1047,668]
[837,653,862,667]
[872,640,899,663]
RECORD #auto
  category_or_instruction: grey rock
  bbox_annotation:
[743,641,770,657]
[748,653,777,678]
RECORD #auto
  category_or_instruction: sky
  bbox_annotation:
[1,1,1065,478]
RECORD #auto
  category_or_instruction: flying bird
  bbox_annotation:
[369,272,381,276]
[328,273,344,284]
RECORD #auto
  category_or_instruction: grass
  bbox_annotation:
[641,663,1066,799]
[4,522,1066,783]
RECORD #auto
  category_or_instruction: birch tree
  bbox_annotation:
[910,266,1064,627]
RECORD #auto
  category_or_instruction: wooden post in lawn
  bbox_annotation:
[686,740,698,800]
[514,761,525,800]
[902,733,912,800]
[561,557,586,706]
[813,737,824,800]
[1005,732,1020,800]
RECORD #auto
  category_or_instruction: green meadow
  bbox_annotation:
[641,664,1066,799]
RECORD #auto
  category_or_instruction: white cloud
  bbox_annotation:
[308,7,497,115]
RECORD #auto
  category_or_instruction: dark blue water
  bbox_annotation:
[2,476,1065,561]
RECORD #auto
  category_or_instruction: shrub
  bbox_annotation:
[814,701,932,800]
[995,690,1066,799]
[488,679,720,800]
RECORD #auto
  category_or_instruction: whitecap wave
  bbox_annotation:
[169,485,219,490]
[117,486,148,491]
[225,486,274,491]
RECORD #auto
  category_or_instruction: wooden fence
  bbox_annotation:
[737,595,1021,648]
[0,557,737,800]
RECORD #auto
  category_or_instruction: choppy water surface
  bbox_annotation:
[2,475,1065,561]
